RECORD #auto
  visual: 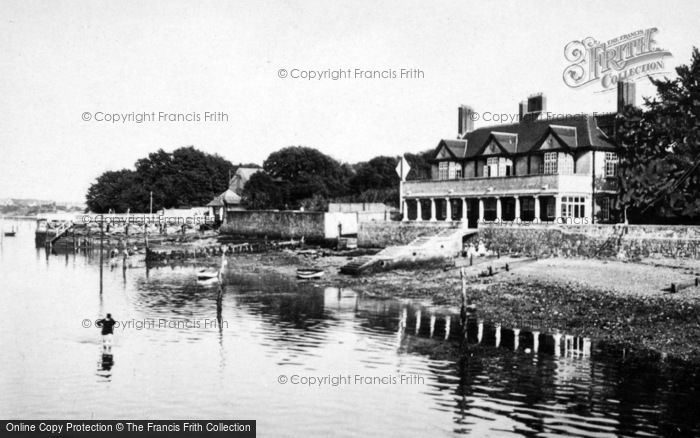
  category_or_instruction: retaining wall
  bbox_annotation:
[478,224,700,259]
[221,210,326,241]
[220,210,358,241]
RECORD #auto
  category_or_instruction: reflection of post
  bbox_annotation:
[99,219,104,295]
[477,320,483,344]
[565,335,574,356]
[582,338,592,356]
[532,331,540,353]
[553,333,562,357]
[460,268,467,322]
[216,283,223,331]
[444,316,451,340]
[429,315,436,338]
[494,324,501,348]
[414,310,421,335]
[396,308,407,348]
[513,328,520,351]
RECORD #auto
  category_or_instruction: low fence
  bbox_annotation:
[478,223,700,259]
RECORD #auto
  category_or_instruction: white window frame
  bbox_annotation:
[605,152,618,177]
[448,162,456,179]
[486,157,499,177]
[543,152,558,174]
[438,162,448,180]
[561,196,586,218]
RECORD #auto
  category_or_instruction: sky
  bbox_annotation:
[1,0,699,203]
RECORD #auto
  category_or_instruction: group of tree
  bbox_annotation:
[85,143,432,213]
[618,47,700,223]
[240,147,432,211]
[86,146,238,213]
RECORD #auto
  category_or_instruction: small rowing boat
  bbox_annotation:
[197,269,219,281]
[297,268,324,280]
[3,231,15,237]
[197,255,227,282]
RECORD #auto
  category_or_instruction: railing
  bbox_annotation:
[404,173,593,197]
[406,169,580,182]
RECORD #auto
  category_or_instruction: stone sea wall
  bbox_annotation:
[478,224,700,259]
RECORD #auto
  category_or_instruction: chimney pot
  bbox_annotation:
[617,81,636,112]
[458,105,474,137]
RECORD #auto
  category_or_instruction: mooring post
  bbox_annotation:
[99,219,104,294]
[460,267,467,308]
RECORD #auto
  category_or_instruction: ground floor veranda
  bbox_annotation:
[400,194,613,226]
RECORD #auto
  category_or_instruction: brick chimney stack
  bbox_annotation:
[518,100,527,121]
[617,81,636,112]
[519,93,546,122]
[458,105,474,137]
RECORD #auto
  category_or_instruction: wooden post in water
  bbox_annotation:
[99,219,104,294]
[460,268,467,308]
[460,268,468,335]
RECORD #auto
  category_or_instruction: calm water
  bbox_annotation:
[1,219,698,437]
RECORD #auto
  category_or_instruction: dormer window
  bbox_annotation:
[438,162,448,180]
[485,157,498,177]
[543,152,558,174]
[543,152,573,174]
[484,157,512,177]
[438,161,460,180]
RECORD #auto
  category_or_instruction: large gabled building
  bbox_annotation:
[401,83,635,226]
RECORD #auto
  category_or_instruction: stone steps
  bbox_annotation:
[339,256,377,275]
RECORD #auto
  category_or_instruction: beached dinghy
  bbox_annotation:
[297,268,324,280]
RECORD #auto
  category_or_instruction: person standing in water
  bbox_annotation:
[96,313,116,352]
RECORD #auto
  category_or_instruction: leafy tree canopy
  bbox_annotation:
[262,146,350,207]
[617,47,700,222]
[240,172,285,210]
[349,156,399,193]
[86,146,235,213]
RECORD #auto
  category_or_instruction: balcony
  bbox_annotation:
[403,173,593,198]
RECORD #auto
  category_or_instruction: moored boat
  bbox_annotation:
[196,255,228,282]
[197,269,219,281]
[297,268,324,280]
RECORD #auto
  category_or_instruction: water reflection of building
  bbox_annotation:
[133,274,699,437]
